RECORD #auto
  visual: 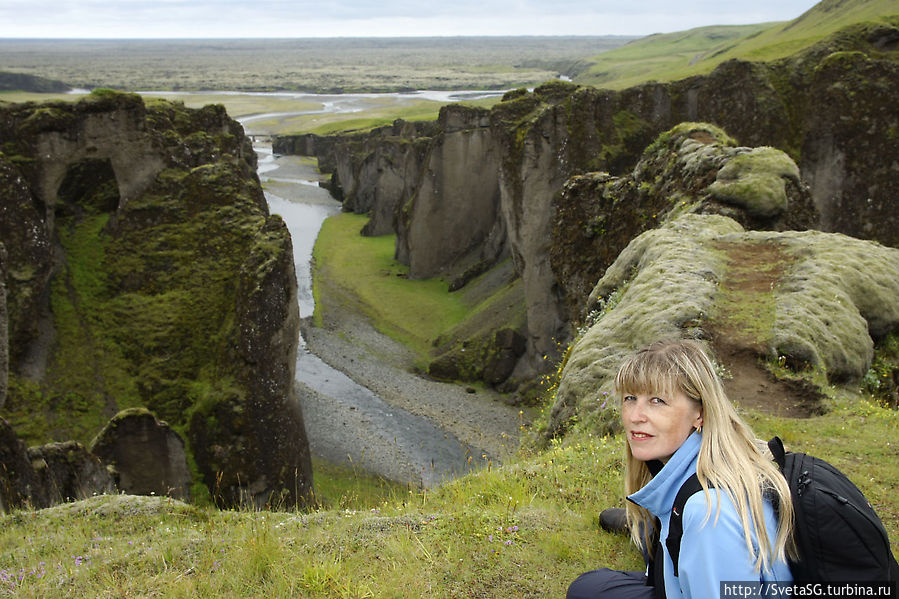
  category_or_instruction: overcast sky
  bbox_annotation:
[0,0,823,39]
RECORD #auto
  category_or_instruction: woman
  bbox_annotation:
[567,339,795,598]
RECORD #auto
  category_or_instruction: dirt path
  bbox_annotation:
[707,240,824,417]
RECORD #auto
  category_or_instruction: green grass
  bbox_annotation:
[574,0,899,89]
[575,24,771,89]
[309,458,409,512]
[0,389,896,598]
[312,213,471,363]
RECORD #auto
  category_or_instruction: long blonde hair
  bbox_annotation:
[618,339,795,572]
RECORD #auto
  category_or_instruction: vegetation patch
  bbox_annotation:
[313,213,471,364]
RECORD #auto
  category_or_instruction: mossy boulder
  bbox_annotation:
[546,214,899,438]
[707,147,800,218]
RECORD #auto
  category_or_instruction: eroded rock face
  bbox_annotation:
[275,22,898,388]
[0,91,312,509]
[399,105,506,280]
[90,409,190,500]
[188,215,312,509]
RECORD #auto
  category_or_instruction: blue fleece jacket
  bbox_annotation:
[628,432,792,598]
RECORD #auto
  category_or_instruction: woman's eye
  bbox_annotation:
[623,395,636,402]
[650,397,666,405]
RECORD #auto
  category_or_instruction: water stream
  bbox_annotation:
[253,141,482,488]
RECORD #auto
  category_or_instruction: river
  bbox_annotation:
[242,94,513,487]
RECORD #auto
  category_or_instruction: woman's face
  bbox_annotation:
[621,389,702,463]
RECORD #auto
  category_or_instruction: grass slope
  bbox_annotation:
[0,393,895,597]
[575,0,899,89]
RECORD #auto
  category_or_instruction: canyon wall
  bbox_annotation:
[275,21,899,390]
[0,91,312,509]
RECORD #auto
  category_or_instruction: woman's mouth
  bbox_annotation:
[630,431,653,440]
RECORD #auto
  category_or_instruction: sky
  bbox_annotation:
[0,0,824,39]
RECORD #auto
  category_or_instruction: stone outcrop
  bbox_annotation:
[1,417,114,512]
[397,105,506,280]
[274,21,898,389]
[546,214,899,437]
[551,122,817,323]
[90,408,191,500]
[0,91,312,509]
[27,440,115,506]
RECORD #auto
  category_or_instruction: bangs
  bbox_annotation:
[615,347,685,400]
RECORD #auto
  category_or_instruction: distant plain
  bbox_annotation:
[0,37,634,93]
[0,36,635,134]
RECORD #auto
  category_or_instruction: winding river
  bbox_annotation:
[236,91,509,487]
[254,145,482,487]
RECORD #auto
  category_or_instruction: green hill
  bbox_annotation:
[574,0,899,89]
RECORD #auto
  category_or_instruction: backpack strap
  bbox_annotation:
[767,436,787,471]
[666,473,703,578]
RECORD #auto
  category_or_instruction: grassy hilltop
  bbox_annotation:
[573,0,899,89]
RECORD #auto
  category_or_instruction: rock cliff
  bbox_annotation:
[274,20,898,390]
[0,91,312,509]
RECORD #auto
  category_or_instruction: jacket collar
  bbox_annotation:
[627,431,702,517]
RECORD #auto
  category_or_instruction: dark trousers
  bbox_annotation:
[566,569,654,599]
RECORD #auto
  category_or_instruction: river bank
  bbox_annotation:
[300,303,525,472]
[257,147,527,488]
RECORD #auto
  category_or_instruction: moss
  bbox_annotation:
[643,122,737,157]
[773,231,899,381]
[547,214,741,437]
[707,147,799,218]
[548,215,899,438]
[20,105,76,133]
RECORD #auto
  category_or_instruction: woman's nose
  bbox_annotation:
[625,401,646,422]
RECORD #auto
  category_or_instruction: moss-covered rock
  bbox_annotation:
[546,214,899,438]
[0,91,312,509]
[773,230,899,380]
[551,123,816,325]
[707,147,800,218]
[548,214,740,437]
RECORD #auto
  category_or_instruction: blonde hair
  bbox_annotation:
[617,339,795,572]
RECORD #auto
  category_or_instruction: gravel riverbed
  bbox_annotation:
[257,146,528,487]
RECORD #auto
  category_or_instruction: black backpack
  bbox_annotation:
[665,437,899,586]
